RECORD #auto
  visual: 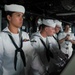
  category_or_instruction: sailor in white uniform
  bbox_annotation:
[54,19,62,39]
[46,20,67,73]
[48,20,62,52]
[58,24,75,59]
[0,4,45,75]
[31,19,56,73]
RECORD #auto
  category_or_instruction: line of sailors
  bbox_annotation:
[0,4,75,75]
[30,18,75,74]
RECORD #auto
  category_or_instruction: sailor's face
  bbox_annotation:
[7,12,24,28]
[55,25,61,33]
[46,26,55,36]
[65,25,70,32]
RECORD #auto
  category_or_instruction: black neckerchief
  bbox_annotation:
[40,38,54,62]
[53,35,61,50]
[31,34,54,62]
[3,30,26,70]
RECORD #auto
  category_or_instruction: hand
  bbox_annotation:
[65,34,70,41]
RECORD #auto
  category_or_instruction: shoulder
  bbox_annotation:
[58,32,64,36]
[31,31,40,39]
[0,31,8,38]
[0,32,8,45]
[31,32,39,37]
[22,31,29,39]
[22,31,29,36]
[31,37,40,45]
[30,34,41,47]
[31,35,41,42]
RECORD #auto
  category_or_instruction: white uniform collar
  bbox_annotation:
[3,27,20,34]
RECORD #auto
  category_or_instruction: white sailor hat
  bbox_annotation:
[42,19,56,28]
[37,18,42,25]
[4,4,25,13]
[54,20,62,27]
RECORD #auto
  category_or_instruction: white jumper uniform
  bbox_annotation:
[31,32,67,73]
[31,32,56,73]
[58,32,75,58]
[0,27,45,75]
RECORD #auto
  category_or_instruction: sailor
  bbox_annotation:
[47,20,67,74]
[58,23,75,59]
[0,4,45,75]
[31,19,56,73]
[54,19,62,39]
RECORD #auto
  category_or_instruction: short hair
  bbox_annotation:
[64,23,70,27]
[39,24,48,30]
[5,11,14,23]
